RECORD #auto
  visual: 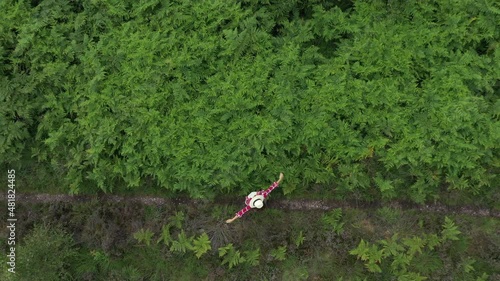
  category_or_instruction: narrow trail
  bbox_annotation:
[2,193,499,218]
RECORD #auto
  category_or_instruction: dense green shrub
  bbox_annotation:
[15,224,77,281]
[1,0,498,201]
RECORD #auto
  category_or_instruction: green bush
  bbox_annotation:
[16,224,77,281]
[350,217,489,280]
[322,208,345,234]
[1,0,498,202]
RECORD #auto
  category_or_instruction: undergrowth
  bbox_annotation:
[1,201,498,280]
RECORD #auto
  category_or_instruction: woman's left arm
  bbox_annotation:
[277,172,284,184]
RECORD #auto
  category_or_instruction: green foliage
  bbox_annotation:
[1,0,499,203]
[397,272,428,281]
[133,228,154,246]
[16,224,77,281]
[169,211,185,230]
[476,273,490,281]
[376,207,402,225]
[462,257,476,274]
[402,236,426,257]
[156,224,172,246]
[380,234,405,257]
[72,250,99,279]
[270,245,288,261]
[90,249,111,272]
[4,198,497,280]
[441,216,462,241]
[294,230,305,248]
[411,252,443,275]
[322,208,345,234]
[350,239,383,273]
[243,248,260,266]
[169,230,193,254]
[425,234,441,251]
[282,259,310,281]
[349,217,486,279]
[375,174,396,199]
[191,233,212,258]
[218,243,245,269]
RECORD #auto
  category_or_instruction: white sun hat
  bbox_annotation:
[249,194,265,209]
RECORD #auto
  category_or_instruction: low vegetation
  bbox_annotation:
[1,201,498,280]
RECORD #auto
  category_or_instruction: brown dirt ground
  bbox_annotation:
[2,193,499,218]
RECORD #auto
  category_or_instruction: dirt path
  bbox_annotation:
[2,193,499,218]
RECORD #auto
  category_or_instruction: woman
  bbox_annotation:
[226,172,284,223]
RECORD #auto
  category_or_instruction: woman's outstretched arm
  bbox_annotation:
[226,215,239,223]
[263,173,284,197]
[226,205,251,223]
